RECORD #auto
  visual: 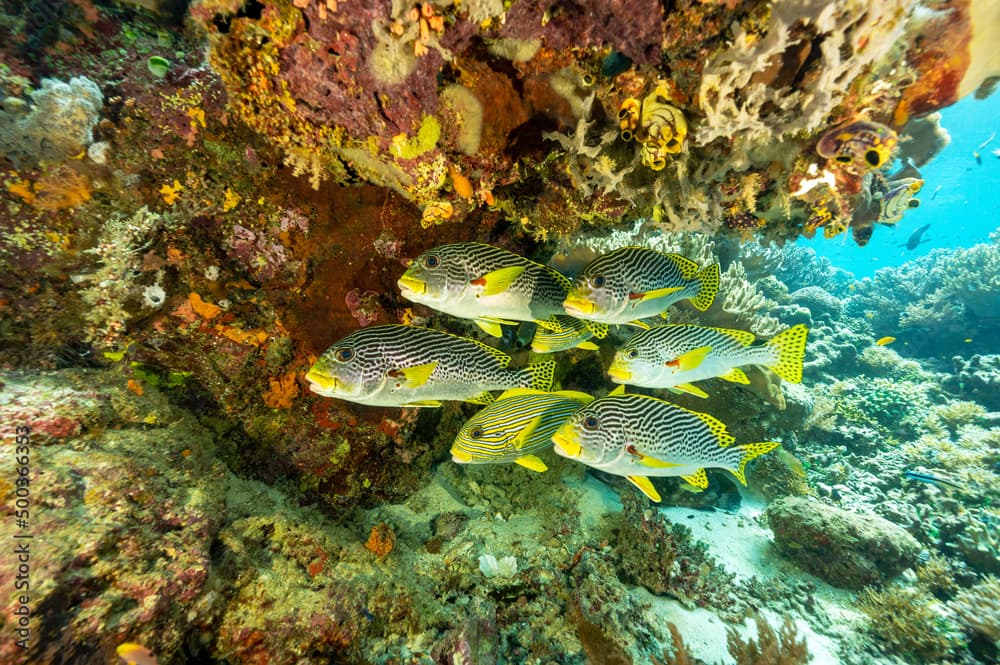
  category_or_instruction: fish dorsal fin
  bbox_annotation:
[670,382,709,398]
[471,265,526,296]
[628,319,652,330]
[706,326,755,346]
[464,391,496,405]
[547,266,574,293]
[515,454,548,472]
[554,389,595,403]
[718,367,750,384]
[628,286,684,302]
[608,384,627,396]
[475,319,504,337]
[677,405,735,447]
[586,321,609,338]
[681,468,709,489]
[395,361,437,388]
[665,253,699,279]
[626,475,662,502]
[468,338,511,367]
[667,345,712,372]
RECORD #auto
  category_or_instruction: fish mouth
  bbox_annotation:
[563,296,596,316]
[305,369,340,395]
[397,275,426,296]
[606,366,631,382]
[451,447,473,463]
[552,430,582,458]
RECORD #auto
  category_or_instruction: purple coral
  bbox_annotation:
[345,288,381,326]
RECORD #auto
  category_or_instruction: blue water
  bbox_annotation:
[803,92,1000,278]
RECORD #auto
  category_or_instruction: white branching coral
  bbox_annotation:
[696,0,911,166]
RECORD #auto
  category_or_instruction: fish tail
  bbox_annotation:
[689,263,720,311]
[729,441,781,486]
[519,359,556,392]
[765,324,809,383]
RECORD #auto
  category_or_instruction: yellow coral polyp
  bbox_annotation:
[421,201,453,227]
[618,98,640,141]
[633,81,687,170]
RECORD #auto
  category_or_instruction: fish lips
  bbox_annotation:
[397,275,427,296]
[552,430,582,458]
[563,296,596,316]
[305,368,341,396]
[606,365,632,382]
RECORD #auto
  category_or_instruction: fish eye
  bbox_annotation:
[626,348,639,359]
[865,149,882,167]
[592,275,605,288]
[334,348,354,362]
[470,428,483,439]
[583,415,600,430]
[424,255,440,268]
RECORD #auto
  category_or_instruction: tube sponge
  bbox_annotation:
[0,76,103,166]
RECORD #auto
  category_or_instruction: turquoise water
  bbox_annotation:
[804,93,1000,278]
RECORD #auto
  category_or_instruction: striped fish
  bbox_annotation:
[530,315,598,353]
[451,388,594,471]
[551,390,779,501]
[562,247,720,336]
[398,242,574,337]
[305,325,555,407]
[608,324,809,396]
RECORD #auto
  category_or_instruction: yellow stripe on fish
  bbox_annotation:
[562,247,720,329]
[452,388,594,471]
[551,392,779,501]
[305,325,555,407]
[397,242,573,337]
[608,323,808,392]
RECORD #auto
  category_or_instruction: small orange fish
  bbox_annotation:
[876,336,895,346]
[117,643,160,665]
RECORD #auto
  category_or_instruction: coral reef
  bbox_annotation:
[856,584,966,662]
[766,496,922,589]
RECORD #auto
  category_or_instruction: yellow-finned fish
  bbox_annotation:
[397,242,574,337]
[117,643,160,665]
[552,389,779,501]
[563,247,720,336]
[876,336,895,346]
[305,325,555,407]
[451,388,593,471]
[530,315,598,353]
[608,324,809,395]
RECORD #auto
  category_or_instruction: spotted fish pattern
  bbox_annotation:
[306,325,555,407]
[452,388,593,471]
[563,247,720,334]
[608,323,808,393]
[551,392,779,501]
[398,242,574,337]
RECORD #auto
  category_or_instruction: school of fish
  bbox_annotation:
[306,242,811,501]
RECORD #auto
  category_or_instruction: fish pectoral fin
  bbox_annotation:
[718,367,750,384]
[513,415,544,448]
[669,345,712,372]
[635,453,682,469]
[400,361,438,388]
[585,321,609,338]
[472,265,526,296]
[464,391,496,405]
[475,319,505,337]
[626,475,662,502]
[576,341,600,351]
[628,286,683,301]
[403,400,442,407]
[627,319,651,330]
[514,455,548,473]
[681,468,709,489]
[670,382,709,398]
